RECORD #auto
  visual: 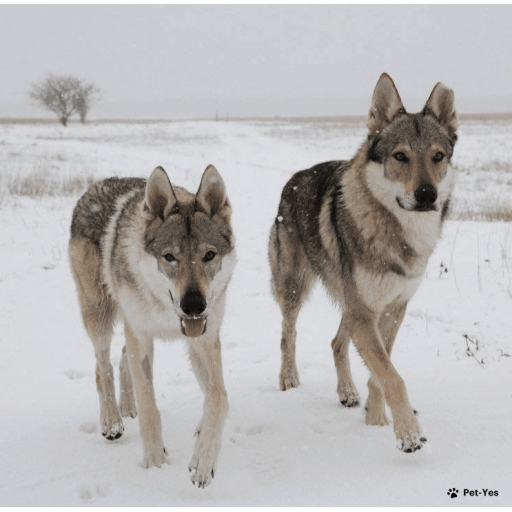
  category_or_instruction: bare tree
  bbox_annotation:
[73,81,99,124]
[28,74,99,126]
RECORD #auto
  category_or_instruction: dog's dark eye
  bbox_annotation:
[394,152,407,162]
[204,251,216,262]
[164,253,176,262]
[433,152,445,163]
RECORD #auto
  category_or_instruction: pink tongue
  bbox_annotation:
[183,318,205,338]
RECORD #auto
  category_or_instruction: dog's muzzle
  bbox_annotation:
[396,183,439,212]
[179,290,208,338]
[413,184,438,211]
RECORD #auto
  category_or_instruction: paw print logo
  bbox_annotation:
[447,488,459,498]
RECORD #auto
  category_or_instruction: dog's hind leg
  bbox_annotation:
[331,318,360,407]
[69,238,123,440]
[364,300,407,426]
[269,220,315,391]
[188,334,229,488]
[119,345,137,418]
[93,335,124,440]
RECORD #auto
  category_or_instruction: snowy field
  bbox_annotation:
[0,117,511,507]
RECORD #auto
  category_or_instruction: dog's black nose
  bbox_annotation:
[181,290,207,316]
[414,184,438,207]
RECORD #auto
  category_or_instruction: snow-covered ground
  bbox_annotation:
[0,118,511,506]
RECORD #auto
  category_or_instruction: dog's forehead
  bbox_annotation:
[188,213,227,247]
[386,113,452,152]
[155,212,229,254]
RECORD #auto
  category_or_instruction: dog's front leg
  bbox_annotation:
[124,321,167,468]
[364,301,408,426]
[188,335,228,488]
[344,306,426,453]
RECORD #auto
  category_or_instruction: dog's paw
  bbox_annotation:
[338,387,360,408]
[188,429,220,488]
[102,421,124,440]
[119,397,137,419]
[189,462,215,489]
[142,445,168,469]
[394,413,427,453]
[364,392,390,425]
[189,445,216,488]
[396,433,427,453]
[365,406,390,426]
[279,368,300,391]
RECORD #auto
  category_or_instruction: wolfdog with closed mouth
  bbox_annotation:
[269,73,458,453]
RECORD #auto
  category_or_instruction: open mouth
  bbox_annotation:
[180,316,207,338]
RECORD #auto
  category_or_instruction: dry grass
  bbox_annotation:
[453,205,512,222]
[0,150,97,207]
[6,171,95,198]
[450,159,512,222]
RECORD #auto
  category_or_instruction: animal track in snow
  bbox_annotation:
[64,369,90,380]
[78,481,109,501]
[79,422,97,434]
[245,424,265,436]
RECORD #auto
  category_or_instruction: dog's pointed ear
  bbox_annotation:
[141,166,178,221]
[367,73,405,135]
[423,82,458,140]
[196,165,231,224]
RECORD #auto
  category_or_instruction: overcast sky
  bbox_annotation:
[1,5,512,117]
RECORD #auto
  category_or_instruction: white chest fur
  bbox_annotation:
[354,265,423,312]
